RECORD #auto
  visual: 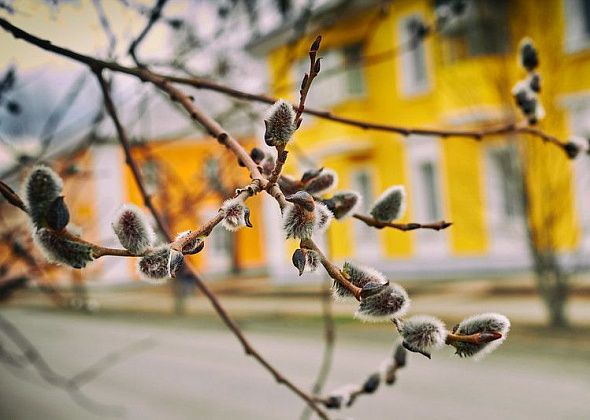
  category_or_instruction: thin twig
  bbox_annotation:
[268,36,322,187]
[353,214,452,231]
[301,238,362,300]
[94,71,329,419]
[300,276,336,420]
[69,337,157,387]
[91,0,117,57]
[128,0,169,66]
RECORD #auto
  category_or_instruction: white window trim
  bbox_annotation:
[349,166,383,263]
[566,105,590,255]
[405,136,448,258]
[482,144,528,258]
[564,0,590,53]
[397,13,431,97]
[200,206,231,274]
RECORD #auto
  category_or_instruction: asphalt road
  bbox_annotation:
[0,308,589,420]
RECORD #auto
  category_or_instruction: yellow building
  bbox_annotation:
[245,0,590,281]
[4,0,590,286]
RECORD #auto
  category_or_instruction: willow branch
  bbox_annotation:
[268,36,322,187]
[0,18,570,157]
[94,70,328,419]
[300,277,336,420]
[300,238,362,300]
[445,331,503,345]
[353,214,452,232]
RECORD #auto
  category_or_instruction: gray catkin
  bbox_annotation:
[370,186,406,223]
[34,228,94,269]
[24,165,63,229]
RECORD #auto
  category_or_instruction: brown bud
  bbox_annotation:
[313,58,321,75]
[292,248,306,276]
[310,35,322,53]
[46,196,70,231]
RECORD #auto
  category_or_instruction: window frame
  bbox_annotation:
[564,0,590,53]
[397,13,431,97]
[406,136,448,257]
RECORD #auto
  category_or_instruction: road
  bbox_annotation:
[0,308,589,420]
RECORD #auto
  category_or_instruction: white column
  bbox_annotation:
[91,144,131,284]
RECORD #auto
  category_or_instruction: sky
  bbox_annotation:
[0,0,284,169]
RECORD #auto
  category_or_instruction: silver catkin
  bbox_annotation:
[24,165,63,229]
[137,246,172,284]
[34,228,94,269]
[370,185,406,223]
[264,99,296,147]
[401,315,447,354]
[453,312,510,360]
[333,262,387,301]
[355,283,410,322]
[112,204,155,254]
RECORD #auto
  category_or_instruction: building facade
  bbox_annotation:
[247,0,590,282]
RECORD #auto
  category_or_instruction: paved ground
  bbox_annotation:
[0,308,589,420]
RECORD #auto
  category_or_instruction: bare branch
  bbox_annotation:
[127,0,169,66]
[353,214,452,232]
[94,70,328,419]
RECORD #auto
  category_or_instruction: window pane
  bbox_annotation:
[490,149,519,218]
[419,161,441,220]
[343,43,365,96]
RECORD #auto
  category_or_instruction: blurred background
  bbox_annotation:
[0,0,589,419]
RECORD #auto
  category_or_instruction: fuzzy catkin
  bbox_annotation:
[34,228,94,269]
[453,313,510,360]
[304,169,338,195]
[112,204,155,254]
[221,198,251,231]
[370,186,406,223]
[401,315,447,354]
[355,283,410,322]
[333,262,387,301]
[323,191,361,220]
[314,202,333,233]
[137,246,172,284]
[24,165,63,229]
[264,99,295,146]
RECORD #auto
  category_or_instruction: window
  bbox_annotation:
[437,0,509,62]
[567,104,590,251]
[342,43,365,96]
[406,137,448,257]
[399,14,429,95]
[418,161,442,220]
[488,148,521,221]
[564,0,590,52]
[484,145,527,256]
[293,43,365,108]
[350,168,380,260]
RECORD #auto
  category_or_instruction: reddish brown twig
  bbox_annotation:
[445,331,503,345]
[94,70,328,419]
[267,36,322,187]
[353,214,452,232]
[300,238,362,300]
